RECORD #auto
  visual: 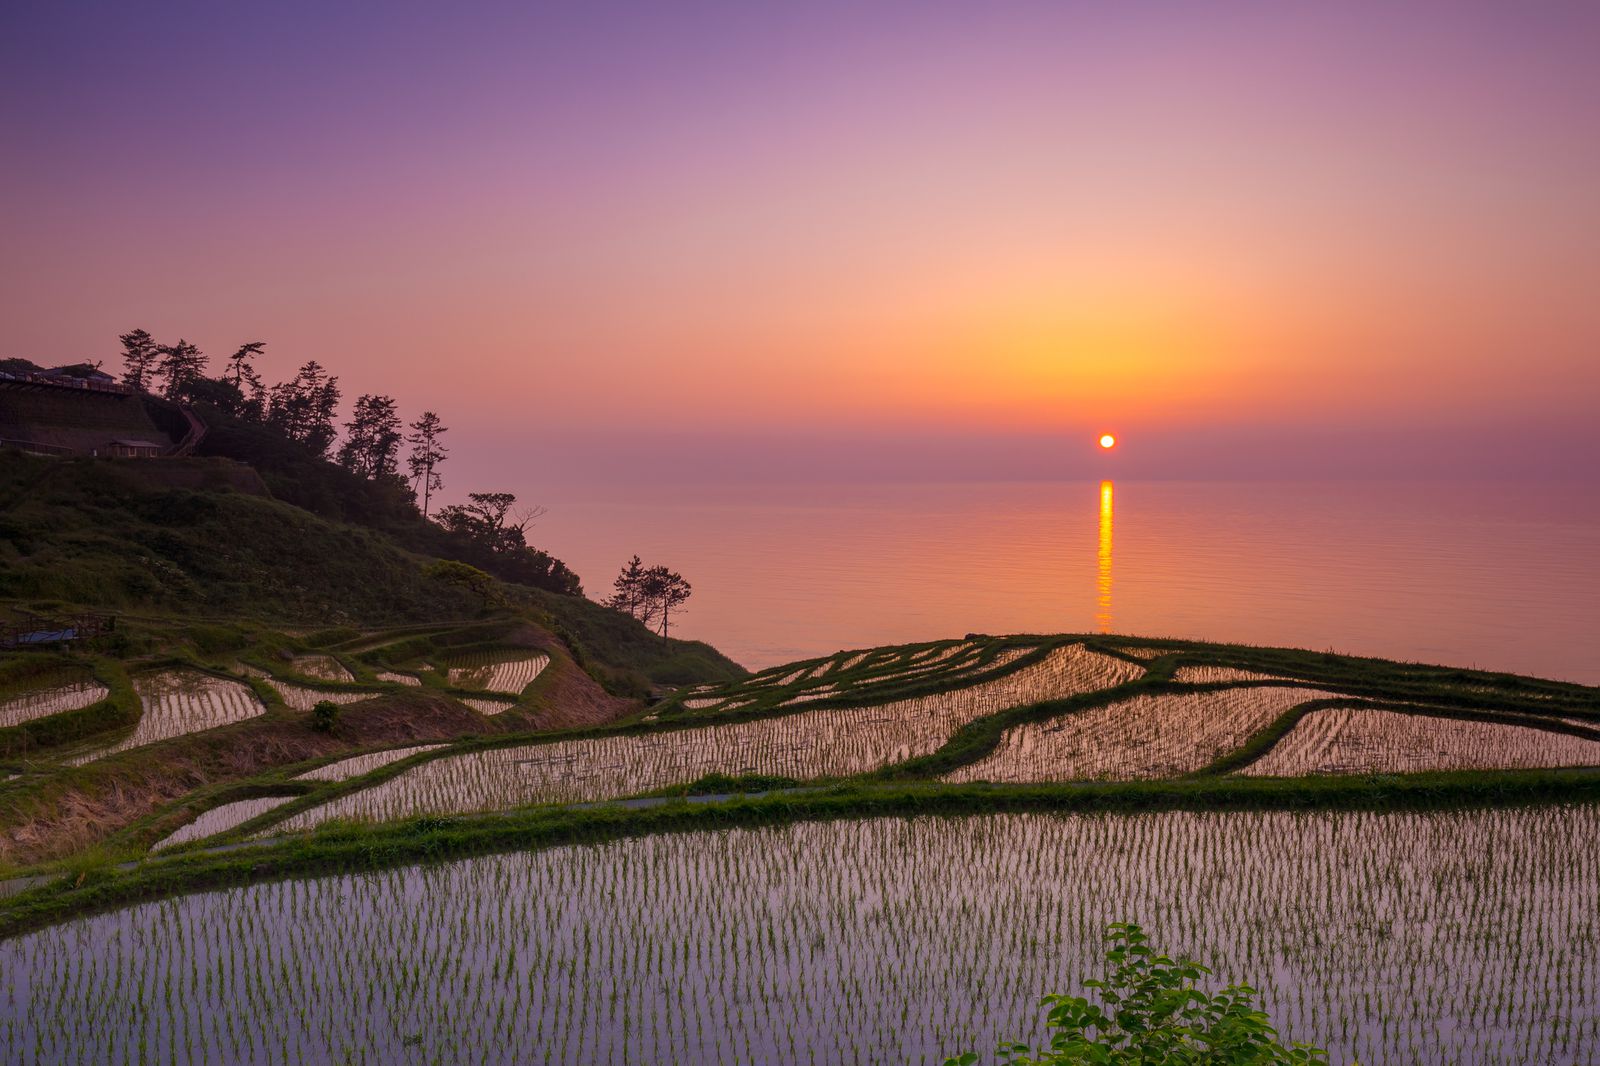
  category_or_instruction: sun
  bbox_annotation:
[1099,433,1116,449]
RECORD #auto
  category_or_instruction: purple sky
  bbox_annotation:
[4,2,1599,488]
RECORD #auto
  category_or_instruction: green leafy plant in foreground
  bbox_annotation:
[946,922,1330,1065]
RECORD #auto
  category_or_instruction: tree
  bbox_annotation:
[225,341,265,388]
[424,559,500,608]
[118,329,160,391]
[436,491,546,552]
[267,361,341,456]
[156,338,208,399]
[640,565,691,637]
[605,555,648,620]
[338,394,404,478]
[944,922,1327,1066]
[406,411,448,518]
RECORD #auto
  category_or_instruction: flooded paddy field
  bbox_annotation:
[445,651,550,696]
[269,644,1140,830]
[68,671,264,764]
[3,806,1597,1066]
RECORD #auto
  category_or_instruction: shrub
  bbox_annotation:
[310,699,339,733]
[945,922,1327,1065]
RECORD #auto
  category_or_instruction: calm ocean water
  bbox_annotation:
[537,480,1600,683]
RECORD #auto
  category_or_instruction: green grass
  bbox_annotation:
[0,451,483,623]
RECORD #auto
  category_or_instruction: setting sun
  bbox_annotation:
[1099,434,1117,449]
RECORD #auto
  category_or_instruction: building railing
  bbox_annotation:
[0,437,75,457]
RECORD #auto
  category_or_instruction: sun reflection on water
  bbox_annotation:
[1096,480,1113,633]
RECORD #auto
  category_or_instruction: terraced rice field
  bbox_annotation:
[294,744,447,783]
[445,652,549,696]
[375,671,420,687]
[683,642,1055,716]
[289,656,352,683]
[6,806,1598,1065]
[266,681,376,712]
[1170,665,1300,685]
[459,696,516,716]
[152,797,297,852]
[0,680,108,729]
[69,672,265,764]
[945,686,1341,782]
[1241,707,1600,776]
[269,644,1141,829]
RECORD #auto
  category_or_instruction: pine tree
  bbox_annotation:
[338,394,403,477]
[605,556,648,619]
[406,411,449,517]
[156,338,208,399]
[118,328,160,391]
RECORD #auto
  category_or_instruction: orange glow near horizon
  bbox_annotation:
[1099,434,1117,449]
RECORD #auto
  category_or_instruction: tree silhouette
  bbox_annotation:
[406,411,449,518]
[117,329,159,391]
[225,341,265,388]
[605,555,648,620]
[156,338,207,399]
[640,566,691,637]
[435,491,546,553]
[338,394,403,477]
[267,361,341,456]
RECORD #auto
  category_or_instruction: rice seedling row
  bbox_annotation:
[288,656,352,683]
[445,652,550,696]
[0,682,109,730]
[1241,706,1600,777]
[267,644,1140,831]
[266,681,377,712]
[69,672,265,765]
[5,806,1598,1065]
[152,798,300,853]
[946,686,1341,783]
[293,745,448,783]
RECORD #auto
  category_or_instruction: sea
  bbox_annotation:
[536,478,1600,683]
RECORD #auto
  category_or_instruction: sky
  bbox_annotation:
[3,1,1599,489]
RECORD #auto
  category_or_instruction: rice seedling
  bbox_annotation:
[271,644,1140,830]
[289,655,352,683]
[69,671,265,764]
[444,652,550,696]
[0,681,109,729]
[946,686,1340,783]
[1240,707,1600,777]
[1109,645,1167,661]
[293,745,447,783]
[460,696,516,716]
[1170,665,1297,685]
[266,681,376,712]
[151,798,299,852]
[677,641,1060,720]
[3,806,1597,1065]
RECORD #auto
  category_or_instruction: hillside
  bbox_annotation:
[0,448,745,692]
